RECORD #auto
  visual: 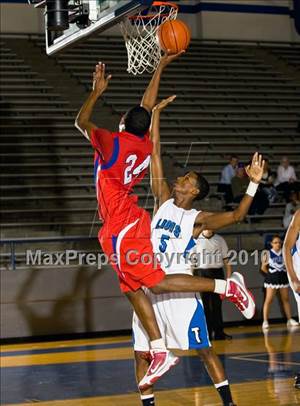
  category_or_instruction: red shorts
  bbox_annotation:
[99,209,165,293]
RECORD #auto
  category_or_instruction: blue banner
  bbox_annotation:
[0,0,295,21]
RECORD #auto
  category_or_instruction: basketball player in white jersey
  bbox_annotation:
[133,95,265,406]
[283,209,300,389]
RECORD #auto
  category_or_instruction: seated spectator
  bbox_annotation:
[218,155,238,204]
[232,163,269,216]
[275,156,300,202]
[231,164,248,200]
[283,191,300,229]
[260,158,278,204]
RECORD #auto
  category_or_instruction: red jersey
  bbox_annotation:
[91,128,152,231]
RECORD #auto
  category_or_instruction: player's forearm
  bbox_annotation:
[150,154,164,198]
[212,194,254,227]
[232,179,262,222]
[195,185,257,232]
[150,107,170,202]
[141,65,163,111]
[75,90,101,135]
[232,193,254,223]
[150,110,161,153]
[150,112,163,193]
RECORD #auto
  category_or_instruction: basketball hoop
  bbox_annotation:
[119,1,178,75]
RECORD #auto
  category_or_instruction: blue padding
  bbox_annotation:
[183,237,196,259]
[178,2,292,16]
[0,0,293,18]
[291,245,297,256]
[294,0,300,33]
[188,296,210,349]
[101,137,119,170]
[112,235,118,256]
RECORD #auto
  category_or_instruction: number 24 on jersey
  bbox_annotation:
[124,154,151,185]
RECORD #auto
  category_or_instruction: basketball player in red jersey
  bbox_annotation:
[75,53,257,390]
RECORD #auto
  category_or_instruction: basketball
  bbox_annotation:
[157,19,191,54]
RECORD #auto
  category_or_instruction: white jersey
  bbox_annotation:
[133,199,211,351]
[292,232,300,273]
[151,198,199,275]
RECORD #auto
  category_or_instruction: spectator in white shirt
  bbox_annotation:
[275,157,300,202]
[193,230,232,340]
[218,155,239,204]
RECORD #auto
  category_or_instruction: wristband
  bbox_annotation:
[246,181,258,197]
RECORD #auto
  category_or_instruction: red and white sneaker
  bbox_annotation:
[222,272,255,319]
[138,349,179,390]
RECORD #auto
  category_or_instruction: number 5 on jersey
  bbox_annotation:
[159,234,170,253]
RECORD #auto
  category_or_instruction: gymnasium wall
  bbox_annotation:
[0,2,44,34]
[194,0,300,42]
[1,258,298,339]
[0,0,300,42]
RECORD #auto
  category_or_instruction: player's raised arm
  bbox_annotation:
[75,62,112,141]
[150,96,175,210]
[141,51,184,112]
[283,209,300,293]
[193,153,265,236]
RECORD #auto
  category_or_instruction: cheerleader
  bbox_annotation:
[261,234,298,330]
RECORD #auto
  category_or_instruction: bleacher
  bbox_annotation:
[49,36,300,218]
[1,35,300,269]
[0,40,99,240]
[266,43,300,71]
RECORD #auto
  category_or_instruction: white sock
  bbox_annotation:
[214,279,227,295]
[214,379,229,389]
[150,338,166,350]
[141,394,155,400]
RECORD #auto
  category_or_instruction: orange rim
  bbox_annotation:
[129,1,178,20]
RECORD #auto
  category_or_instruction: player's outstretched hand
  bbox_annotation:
[245,152,265,184]
[92,62,112,95]
[153,95,176,112]
[159,49,185,68]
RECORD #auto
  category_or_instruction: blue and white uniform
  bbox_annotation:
[289,232,300,321]
[264,249,289,289]
[132,199,211,351]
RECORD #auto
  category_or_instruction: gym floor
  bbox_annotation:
[1,324,300,405]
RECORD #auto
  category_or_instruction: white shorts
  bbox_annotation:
[132,291,211,351]
[289,252,300,322]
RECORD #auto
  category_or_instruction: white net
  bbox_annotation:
[119,1,178,75]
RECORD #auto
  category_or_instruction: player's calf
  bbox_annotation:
[197,348,236,406]
[135,351,156,405]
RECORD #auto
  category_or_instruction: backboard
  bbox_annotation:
[30,0,153,55]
